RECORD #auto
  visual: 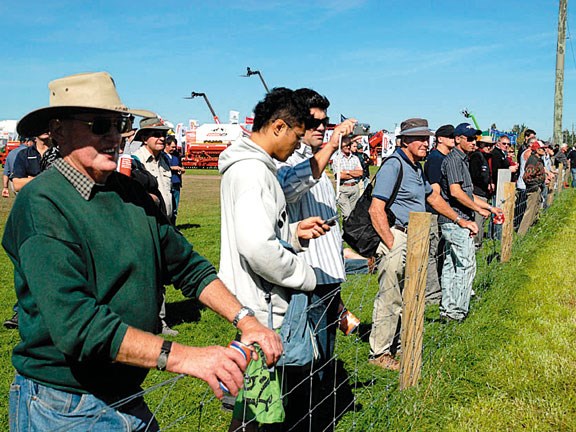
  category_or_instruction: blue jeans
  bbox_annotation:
[571,168,576,187]
[439,223,476,321]
[171,186,181,224]
[10,374,158,431]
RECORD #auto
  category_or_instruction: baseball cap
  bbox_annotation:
[435,124,454,138]
[454,123,482,138]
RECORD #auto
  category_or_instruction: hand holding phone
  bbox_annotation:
[323,215,339,226]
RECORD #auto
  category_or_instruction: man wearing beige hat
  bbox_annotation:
[2,71,281,431]
[368,118,477,371]
[132,118,173,218]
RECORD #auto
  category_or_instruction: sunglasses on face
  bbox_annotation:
[305,116,330,130]
[466,136,477,142]
[69,116,133,136]
[146,131,166,139]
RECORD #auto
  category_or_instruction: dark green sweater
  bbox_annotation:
[2,168,217,398]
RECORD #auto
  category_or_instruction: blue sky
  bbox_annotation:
[0,1,573,139]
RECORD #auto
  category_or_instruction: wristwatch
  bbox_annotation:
[233,306,255,327]
[156,340,172,371]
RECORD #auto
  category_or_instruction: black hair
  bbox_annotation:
[252,87,308,132]
[294,88,330,111]
[525,128,536,137]
[165,135,177,144]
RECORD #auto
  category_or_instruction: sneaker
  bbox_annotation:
[161,322,179,336]
[368,353,400,371]
[3,312,18,329]
[339,309,360,336]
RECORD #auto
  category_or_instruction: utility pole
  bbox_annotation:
[553,0,567,145]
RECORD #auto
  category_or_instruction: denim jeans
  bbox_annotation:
[571,168,576,187]
[439,223,476,321]
[10,374,158,431]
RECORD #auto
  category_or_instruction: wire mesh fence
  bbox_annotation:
[57,168,571,431]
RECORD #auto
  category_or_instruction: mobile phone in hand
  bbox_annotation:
[324,215,339,226]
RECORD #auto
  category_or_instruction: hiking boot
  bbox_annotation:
[3,312,18,329]
[368,353,400,371]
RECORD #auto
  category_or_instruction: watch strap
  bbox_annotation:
[156,340,172,371]
[233,306,255,328]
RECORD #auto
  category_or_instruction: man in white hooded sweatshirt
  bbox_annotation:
[219,88,330,431]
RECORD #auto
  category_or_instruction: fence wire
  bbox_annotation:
[60,170,571,431]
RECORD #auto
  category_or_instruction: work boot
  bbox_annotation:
[368,353,399,371]
[3,312,18,330]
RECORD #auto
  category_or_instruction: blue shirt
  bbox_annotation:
[164,152,182,186]
[12,145,42,179]
[373,148,432,227]
[424,149,446,185]
[3,144,27,178]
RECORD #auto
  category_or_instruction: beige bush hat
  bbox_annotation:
[134,116,171,141]
[17,71,156,137]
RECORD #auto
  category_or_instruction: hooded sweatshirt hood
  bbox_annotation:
[219,136,277,175]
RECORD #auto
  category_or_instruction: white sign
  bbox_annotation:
[195,123,244,143]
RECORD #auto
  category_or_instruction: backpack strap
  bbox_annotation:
[372,154,404,211]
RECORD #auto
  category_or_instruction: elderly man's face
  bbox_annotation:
[404,136,429,161]
[144,131,166,156]
[54,112,125,183]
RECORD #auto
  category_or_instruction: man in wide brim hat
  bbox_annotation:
[17,71,156,138]
[396,118,435,137]
[3,71,282,431]
[133,116,171,142]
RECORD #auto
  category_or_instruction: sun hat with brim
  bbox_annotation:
[134,126,170,142]
[17,71,156,137]
[477,135,495,145]
[398,118,434,136]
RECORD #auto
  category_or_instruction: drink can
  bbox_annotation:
[339,309,360,336]
[117,154,132,177]
[219,341,253,394]
[493,213,505,225]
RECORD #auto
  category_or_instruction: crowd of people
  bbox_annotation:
[1,71,574,431]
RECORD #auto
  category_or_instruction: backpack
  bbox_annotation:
[343,155,403,257]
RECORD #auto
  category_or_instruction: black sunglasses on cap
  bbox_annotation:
[305,116,330,130]
[69,116,133,136]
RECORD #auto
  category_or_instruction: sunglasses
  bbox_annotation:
[70,116,133,135]
[146,131,167,139]
[466,136,477,142]
[305,116,330,130]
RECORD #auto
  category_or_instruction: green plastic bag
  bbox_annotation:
[233,345,285,425]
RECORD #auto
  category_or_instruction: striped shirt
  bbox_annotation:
[276,144,346,285]
[439,147,474,223]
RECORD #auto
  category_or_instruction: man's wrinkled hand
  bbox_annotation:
[237,316,283,367]
[460,220,479,235]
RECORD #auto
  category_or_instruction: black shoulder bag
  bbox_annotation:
[343,156,403,257]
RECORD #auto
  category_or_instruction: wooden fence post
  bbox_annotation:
[400,212,431,390]
[556,163,564,196]
[501,182,516,263]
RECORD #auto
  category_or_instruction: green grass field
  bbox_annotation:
[0,172,575,431]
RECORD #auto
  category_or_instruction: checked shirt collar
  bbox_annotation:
[54,158,101,201]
